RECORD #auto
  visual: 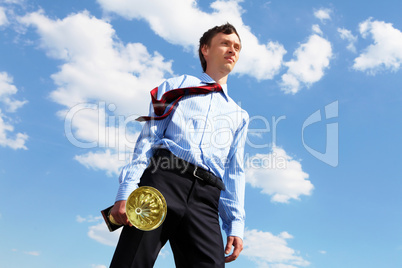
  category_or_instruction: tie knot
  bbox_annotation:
[212,83,222,92]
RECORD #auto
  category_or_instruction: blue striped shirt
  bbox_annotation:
[116,73,249,239]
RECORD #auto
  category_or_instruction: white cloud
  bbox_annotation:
[92,265,107,268]
[19,10,172,113]
[338,28,357,53]
[80,214,121,246]
[243,229,310,268]
[158,246,170,258]
[280,34,332,94]
[0,72,28,150]
[314,8,331,22]
[24,251,40,256]
[62,103,140,174]
[0,7,9,26]
[0,72,27,112]
[75,149,127,176]
[353,18,402,74]
[246,147,314,203]
[18,10,173,173]
[76,215,103,223]
[96,0,286,80]
[235,29,286,80]
[2,0,25,4]
[88,222,121,246]
[312,24,323,36]
[247,131,263,139]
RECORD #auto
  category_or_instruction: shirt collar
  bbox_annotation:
[199,73,229,101]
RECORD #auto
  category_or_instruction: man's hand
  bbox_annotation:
[110,200,131,226]
[224,236,243,263]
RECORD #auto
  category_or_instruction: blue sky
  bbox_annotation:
[0,0,401,267]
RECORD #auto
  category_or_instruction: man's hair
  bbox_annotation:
[198,23,241,72]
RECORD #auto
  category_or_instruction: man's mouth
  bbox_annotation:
[225,57,234,63]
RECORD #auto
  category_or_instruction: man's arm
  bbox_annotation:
[110,119,167,225]
[219,112,249,262]
[111,81,173,224]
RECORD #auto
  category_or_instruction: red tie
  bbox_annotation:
[136,83,222,122]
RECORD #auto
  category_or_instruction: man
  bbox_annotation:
[110,23,249,267]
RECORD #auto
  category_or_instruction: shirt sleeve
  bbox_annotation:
[115,81,172,202]
[219,111,249,240]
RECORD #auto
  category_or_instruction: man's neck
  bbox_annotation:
[205,70,229,85]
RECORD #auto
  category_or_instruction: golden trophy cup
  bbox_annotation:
[102,186,167,232]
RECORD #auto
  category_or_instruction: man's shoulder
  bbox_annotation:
[163,74,202,89]
[236,104,249,123]
[156,74,201,99]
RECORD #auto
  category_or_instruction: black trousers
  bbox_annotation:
[110,155,225,268]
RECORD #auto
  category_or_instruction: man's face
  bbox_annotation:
[202,32,241,75]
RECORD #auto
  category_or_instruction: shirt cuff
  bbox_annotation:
[225,219,245,240]
[115,182,138,202]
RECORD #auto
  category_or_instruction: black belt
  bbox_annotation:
[153,149,225,191]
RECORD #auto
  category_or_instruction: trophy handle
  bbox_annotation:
[108,211,120,226]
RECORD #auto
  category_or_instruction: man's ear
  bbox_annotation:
[201,44,209,59]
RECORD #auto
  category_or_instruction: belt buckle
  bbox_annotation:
[193,167,204,181]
